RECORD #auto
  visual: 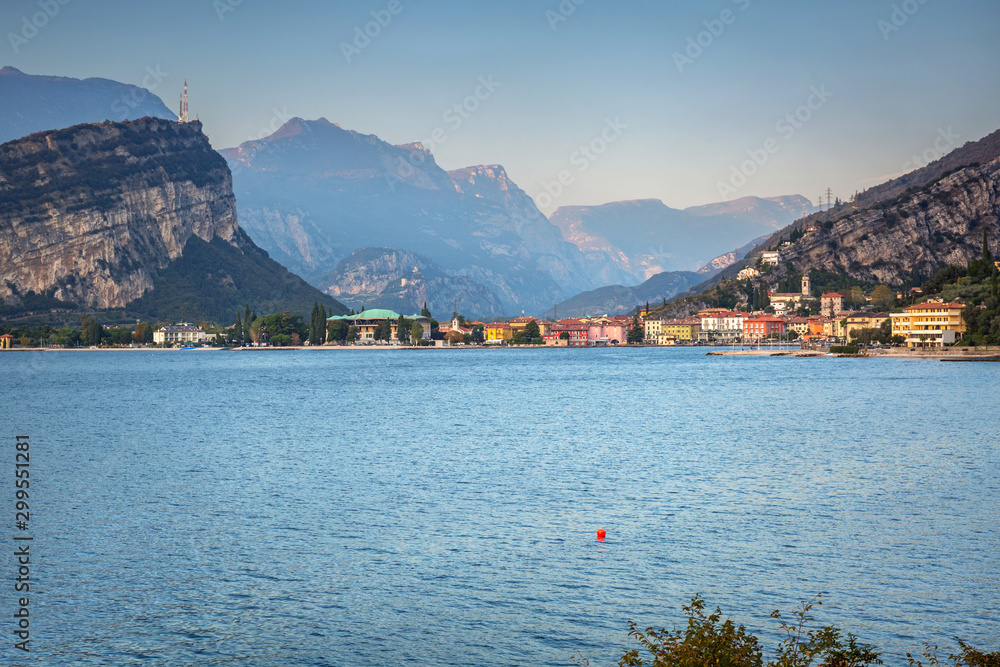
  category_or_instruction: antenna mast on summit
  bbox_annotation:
[178,79,189,123]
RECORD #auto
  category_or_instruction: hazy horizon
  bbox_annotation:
[3,0,998,212]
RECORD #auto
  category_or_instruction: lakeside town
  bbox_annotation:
[0,273,982,352]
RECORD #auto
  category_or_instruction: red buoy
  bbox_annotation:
[596,529,606,541]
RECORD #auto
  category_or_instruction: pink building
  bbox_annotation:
[587,320,627,346]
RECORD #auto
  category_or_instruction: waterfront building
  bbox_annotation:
[890,301,967,348]
[785,316,812,337]
[545,320,589,347]
[0,333,14,349]
[153,324,206,345]
[698,311,745,343]
[743,315,786,339]
[484,322,513,344]
[662,319,700,342]
[327,309,432,343]
[588,319,627,346]
[843,312,889,341]
[644,318,664,343]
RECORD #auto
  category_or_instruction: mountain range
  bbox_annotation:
[0,117,344,324]
[549,195,814,280]
[219,117,632,316]
[0,66,174,145]
[220,116,816,317]
[0,67,831,322]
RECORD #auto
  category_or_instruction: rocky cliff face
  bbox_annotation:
[318,247,505,317]
[776,159,1000,284]
[221,118,618,315]
[0,117,238,308]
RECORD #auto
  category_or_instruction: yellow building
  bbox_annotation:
[484,322,513,344]
[890,301,966,348]
[662,319,701,342]
[843,312,889,342]
[507,317,551,337]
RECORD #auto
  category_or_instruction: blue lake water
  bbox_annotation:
[2,348,999,665]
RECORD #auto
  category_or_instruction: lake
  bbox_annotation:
[2,348,998,665]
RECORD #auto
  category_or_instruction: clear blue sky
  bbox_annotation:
[3,0,998,211]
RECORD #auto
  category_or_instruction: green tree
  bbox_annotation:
[871,285,894,310]
[231,312,244,346]
[421,301,432,318]
[243,304,252,339]
[328,319,348,343]
[133,322,153,344]
[309,302,322,345]
[319,304,327,343]
[347,325,360,343]
[579,595,885,667]
[81,316,102,346]
[559,331,570,341]
[410,321,426,344]
[397,315,410,343]
[513,320,541,344]
[627,314,644,344]
[373,319,392,342]
[54,327,81,347]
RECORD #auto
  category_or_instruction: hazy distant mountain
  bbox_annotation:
[686,195,814,227]
[315,247,506,318]
[0,66,174,145]
[696,234,771,275]
[550,195,815,280]
[542,270,702,320]
[221,118,630,316]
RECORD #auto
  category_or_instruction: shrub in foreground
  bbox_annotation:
[573,595,997,667]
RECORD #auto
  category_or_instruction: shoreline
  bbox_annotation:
[4,345,999,360]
